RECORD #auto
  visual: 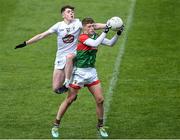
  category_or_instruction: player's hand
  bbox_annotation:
[15,41,26,49]
[117,25,124,36]
[103,25,111,33]
[106,19,111,28]
[104,20,111,33]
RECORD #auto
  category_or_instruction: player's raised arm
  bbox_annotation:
[84,25,111,47]
[15,30,52,49]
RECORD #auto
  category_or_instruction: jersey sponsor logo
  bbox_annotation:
[62,34,75,43]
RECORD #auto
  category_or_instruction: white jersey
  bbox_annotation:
[48,18,82,58]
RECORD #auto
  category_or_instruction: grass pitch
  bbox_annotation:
[0,0,179,139]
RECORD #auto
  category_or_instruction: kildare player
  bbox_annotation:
[15,5,106,94]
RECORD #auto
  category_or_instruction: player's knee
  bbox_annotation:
[96,97,104,104]
[66,53,75,60]
[65,93,77,104]
[66,95,76,104]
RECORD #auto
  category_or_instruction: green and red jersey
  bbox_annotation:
[74,33,98,68]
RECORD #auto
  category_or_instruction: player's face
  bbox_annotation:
[62,8,74,22]
[84,23,95,35]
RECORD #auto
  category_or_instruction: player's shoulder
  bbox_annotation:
[79,34,89,42]
[54,19,80,25]
[72,18,81,24]
[80,33,89,38]
[58,21,66,26]
[74,18,81,22]
[54,21,67,26]
[55,21,69,28]
[51,22,62,28]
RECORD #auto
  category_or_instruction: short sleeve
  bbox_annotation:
[47,22,59,34]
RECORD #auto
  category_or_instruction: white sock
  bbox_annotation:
[64,79,70,88]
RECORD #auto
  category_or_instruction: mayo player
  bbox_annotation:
[15,5,106,94]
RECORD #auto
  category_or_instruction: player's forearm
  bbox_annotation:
[94,23,106,30]
[84,32,106,47]
[26,31,51,45]
[26,34,45,45]
[102,35,119,46]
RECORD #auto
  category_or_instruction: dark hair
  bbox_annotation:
[82,17,95,26]
[61,5,75,13]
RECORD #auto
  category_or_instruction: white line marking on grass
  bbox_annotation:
[104,0,137,124]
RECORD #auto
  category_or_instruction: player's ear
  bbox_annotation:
[62,13,65,18]
[61,11,65,18]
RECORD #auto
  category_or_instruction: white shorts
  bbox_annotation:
[54,52,76,70]
[54,56,66,70]
[70,67,100,89]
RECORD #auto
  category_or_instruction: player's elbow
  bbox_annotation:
[66,94,77,104]
[38,32,49,40]
[109,43,115,47]
[106,42,115,47]
[38,34,46,40]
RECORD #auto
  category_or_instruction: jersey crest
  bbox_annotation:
[66,28,70,33]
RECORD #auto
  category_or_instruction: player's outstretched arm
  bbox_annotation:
[15,31,51,49]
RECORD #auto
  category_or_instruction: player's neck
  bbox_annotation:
[64,19,72,25]
[83,30,88,34]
